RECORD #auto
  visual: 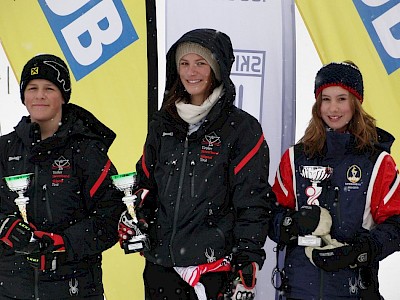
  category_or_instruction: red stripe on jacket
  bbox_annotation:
[234,134,264,175]
[142,148,150,179]
[90,159,111,197]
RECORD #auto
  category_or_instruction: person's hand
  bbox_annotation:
[0,215,36,253]
[305,237,373,272]
[280,205,332,244]
[26,231,65,271]
[223,262,258,300]
[118,188,150,253]
[118,210,140,243]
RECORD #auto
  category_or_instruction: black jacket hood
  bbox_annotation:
[375,127,395,153]
[164,28,236,106]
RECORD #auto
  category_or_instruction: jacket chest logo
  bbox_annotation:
[200,132,221,162]
[51,156,71,187]
[347,165,361,183]
[8,156,22,161]
[345,164,362,190]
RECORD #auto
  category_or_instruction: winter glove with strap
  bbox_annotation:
[222,262,258,300]
[26,231,66,271]
[280,205,332,245]
[0,215,36,253]
[305,235,375,272]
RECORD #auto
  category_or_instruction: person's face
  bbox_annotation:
[178,53,212,105]
[320,86,354,132]
[24,79,64,124]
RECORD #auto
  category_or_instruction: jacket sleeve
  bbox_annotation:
[62,140,125,262]
[365,152,400,261]
[134,124,159,222]
[269,147,297,244]
[229,117,276,269]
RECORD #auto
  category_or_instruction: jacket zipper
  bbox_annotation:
[334,186,341,224]
[164,160,176,195]
[33,164,40,299]
[169,137,189,265]
[318,186,339,299]
[189,160,196,198]
[42,184,53,223]
[320,268,324,300]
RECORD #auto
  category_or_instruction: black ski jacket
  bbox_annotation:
[136,29,275,268]
[0,103,125,299]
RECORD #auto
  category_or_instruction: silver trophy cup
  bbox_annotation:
[4,173,38,253]
[298,166,333,246]
[111,172,149,254]
[4,173,34,223]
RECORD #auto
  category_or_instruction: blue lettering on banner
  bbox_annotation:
[353,0,400,74]
[39,0,138,80]
[232,50,264,76]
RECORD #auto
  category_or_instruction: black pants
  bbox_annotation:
[143,260,229,300]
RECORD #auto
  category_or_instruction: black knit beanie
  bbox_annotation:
[314,62,363,103]
[20,54,71,104]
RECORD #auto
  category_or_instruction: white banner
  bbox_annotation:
[159,1,296,299]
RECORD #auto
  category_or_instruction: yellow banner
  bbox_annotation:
[0,1,152,299]
[295,0,400,161]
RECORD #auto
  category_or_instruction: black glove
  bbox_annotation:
[0,215,36,253]
[223,262,258,300]
[308,237,374,272]
[26,231,66,271]
[280,205,332,245]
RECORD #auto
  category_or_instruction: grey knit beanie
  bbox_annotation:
[176,42,221,80]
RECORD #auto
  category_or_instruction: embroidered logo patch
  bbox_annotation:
[345,164,362,191]
[347,165,361,183]
[51,156,71,187]
[200,132,221,162]
[30,67,39,75]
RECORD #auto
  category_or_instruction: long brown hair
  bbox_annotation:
[300,93,378,157]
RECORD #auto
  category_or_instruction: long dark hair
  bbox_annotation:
[163,70,220,120]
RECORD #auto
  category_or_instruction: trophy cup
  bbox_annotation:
[3,173,39,254]
[298,166,333,247]
[111,172,149,254]
[4,173,34,224]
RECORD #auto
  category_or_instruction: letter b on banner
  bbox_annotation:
[39,0,138,80]
[353,0,400,74]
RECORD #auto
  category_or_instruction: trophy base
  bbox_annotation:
[123,235,150,254]
[298,235,321,247]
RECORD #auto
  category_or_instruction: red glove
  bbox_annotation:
[118,210,136,245]
[33,231,65,252]
[0,215,36,253]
